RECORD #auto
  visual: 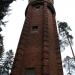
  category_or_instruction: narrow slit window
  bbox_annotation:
[32,26,38,32]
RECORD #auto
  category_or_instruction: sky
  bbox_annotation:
[54,0,75,59]
[2,0,75,75]
[2,0,28,53]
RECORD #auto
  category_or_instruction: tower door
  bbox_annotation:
[25,68,35,75]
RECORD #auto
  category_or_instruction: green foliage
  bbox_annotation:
[0,0,15,29]
[63,56,75,75]
[58,21,73,51]
[0,0,14,21]
[0,34,4,58]
[0,0,15,60]
[0,50,14,75]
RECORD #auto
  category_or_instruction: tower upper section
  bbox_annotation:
[28,0,54,4]
[25,0,55,17]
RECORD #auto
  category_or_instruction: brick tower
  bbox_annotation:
[10,0,63,75]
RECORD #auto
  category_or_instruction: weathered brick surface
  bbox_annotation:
[10,1,63,75]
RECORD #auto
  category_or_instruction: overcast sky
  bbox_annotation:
[2,0,75,60]
[54,0,75,59]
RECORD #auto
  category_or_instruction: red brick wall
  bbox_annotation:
[10,1,63,75]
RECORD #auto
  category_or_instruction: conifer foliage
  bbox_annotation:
[58,21,74,58]
[0,0,15,74]
[0,0,15,59]
[0,0,14,27]
[58,21,75,75]
[63,56,75,75]
[0,50,14,75]
[0,34,4,58]
[0,0,14,20]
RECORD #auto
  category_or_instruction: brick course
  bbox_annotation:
[10,0,63,75]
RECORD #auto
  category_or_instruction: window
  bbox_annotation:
[25,68,35,75]
[32,26,38,32]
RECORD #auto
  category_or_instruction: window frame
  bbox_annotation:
[31,26,39,33]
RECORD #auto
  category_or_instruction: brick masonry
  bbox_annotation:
[10,0,63,75]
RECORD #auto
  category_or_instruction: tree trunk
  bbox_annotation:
[65,31,75,60]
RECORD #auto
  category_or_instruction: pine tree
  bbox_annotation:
[0,34,4,59]
[58,21,74,59]
[0,0,15,28]
[1,50,14,75]
[63,56,75,75]
[0,0,14,20]
[0,0,15,59]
